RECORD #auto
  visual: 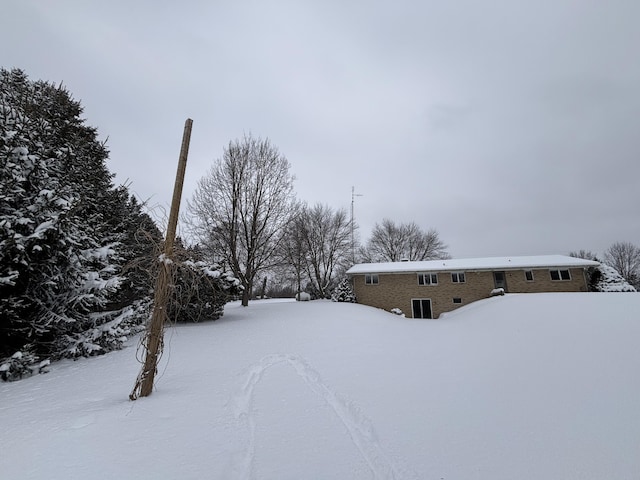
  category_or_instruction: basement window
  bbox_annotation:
[549,269,571,281]
[453,297,462,304]
[365,274,379,285]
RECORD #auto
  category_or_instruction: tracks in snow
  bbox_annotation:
[228,353,402,480]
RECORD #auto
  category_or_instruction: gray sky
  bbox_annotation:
[4,0,639,258]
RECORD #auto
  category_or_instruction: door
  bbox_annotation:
[412,299,433,319]
[493,271,507,291]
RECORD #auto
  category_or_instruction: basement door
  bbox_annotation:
[493,271,508,291]
[412,298,433,319]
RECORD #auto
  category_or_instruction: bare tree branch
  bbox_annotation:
[603,241,640,288]
[363,219,449,262]
[286,203,352,298]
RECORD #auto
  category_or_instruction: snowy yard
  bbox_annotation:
[2,293,639,479]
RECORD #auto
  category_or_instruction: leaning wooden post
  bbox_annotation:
[130,118,193,400]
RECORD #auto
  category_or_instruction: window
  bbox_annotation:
[525,270,534,282]
[365,274,379,285]
[451,272,466,283]
[418,273,438,285]
[453,297,462,304]
[549,269,571,281]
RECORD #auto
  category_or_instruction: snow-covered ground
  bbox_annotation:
[2,293,639,480]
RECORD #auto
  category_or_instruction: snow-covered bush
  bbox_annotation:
[390,308,405,317]
[592,264,637,292]
[331,278,356,303]
[296,292,311,301]
[166,246,243,322]
[0,346,49,382]
[60,301,150,358]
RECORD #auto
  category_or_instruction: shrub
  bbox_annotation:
[166,246,243,322]
[331,278,356,303]
[0,346,50,382]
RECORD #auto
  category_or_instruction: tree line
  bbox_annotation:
[186,134,450,303]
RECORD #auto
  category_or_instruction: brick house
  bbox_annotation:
[346,255,599,319]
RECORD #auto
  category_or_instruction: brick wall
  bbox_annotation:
[352,267,589,318]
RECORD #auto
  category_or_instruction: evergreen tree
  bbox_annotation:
[331,278,356,303]
[592,264,637,292]
[0,68,158,368]
[103,186,162,310]
[0,68,113,357]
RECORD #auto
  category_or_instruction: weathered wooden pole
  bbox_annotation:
[130,118,193,400]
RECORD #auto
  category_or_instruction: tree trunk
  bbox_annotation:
[260,277,267,299]
[241,286,251,306]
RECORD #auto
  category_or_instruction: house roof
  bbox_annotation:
[346,255,599,275]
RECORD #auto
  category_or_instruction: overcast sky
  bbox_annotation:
[4,0,639,258]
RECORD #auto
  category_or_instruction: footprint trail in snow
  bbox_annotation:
[228,353,407,480]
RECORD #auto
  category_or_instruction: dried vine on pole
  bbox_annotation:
[130,118,193,400]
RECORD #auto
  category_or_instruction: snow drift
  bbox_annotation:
[1,293,639,479]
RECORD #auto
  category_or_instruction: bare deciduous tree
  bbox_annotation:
[187,134,295,306]
[279,205,307,297]
[296,203,352,298]
[362,218,449,262]
[603,241,640,288]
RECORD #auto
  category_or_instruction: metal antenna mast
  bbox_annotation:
[351,186,363,265]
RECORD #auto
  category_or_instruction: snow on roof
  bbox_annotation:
[346,255,599,275]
